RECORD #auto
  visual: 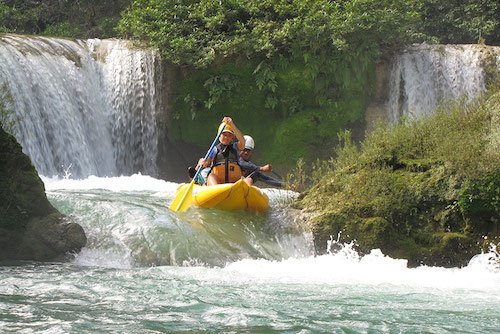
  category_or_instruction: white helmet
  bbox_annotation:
[244,135,255,150]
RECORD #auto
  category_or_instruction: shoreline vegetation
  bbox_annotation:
[289,87,500,267]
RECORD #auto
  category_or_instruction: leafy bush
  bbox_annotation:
[0,0,130,38]
[295,86,499,219]
[458,171,500,218]
[43,23,84,38]
[294,88,499,265]
[419,0,500,45]
[118,0,420,68]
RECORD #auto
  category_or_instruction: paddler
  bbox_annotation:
[239,135,284,188]
[197,117,245,186]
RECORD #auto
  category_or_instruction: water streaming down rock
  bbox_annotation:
[0,35,162,178]
[87,39,162,176]
[387,44,500,122]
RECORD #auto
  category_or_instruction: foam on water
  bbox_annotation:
[222,244,500,290]
[3,176,500,333]
[41,174,500,293]
[42,173,178,193]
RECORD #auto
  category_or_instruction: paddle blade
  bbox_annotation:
[170,181,195,212]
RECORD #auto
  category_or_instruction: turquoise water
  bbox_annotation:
[1,175,500,333]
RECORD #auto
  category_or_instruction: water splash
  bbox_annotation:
[224,239,500,289]
[43,174,312,268]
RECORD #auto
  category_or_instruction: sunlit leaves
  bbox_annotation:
[118,0,423,69]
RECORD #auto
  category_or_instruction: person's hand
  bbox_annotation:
[222,116,234,126]
[197,158,208,169]
[260,164,272,172]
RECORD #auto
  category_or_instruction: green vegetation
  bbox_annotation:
[291,88,500,267]
[2,0,498,45]
[169,56,374,164]
[2,1,498,165]
[118,0,421,164]
[0,0,131,38]
[118,0,420,68]
[116,0,499,166]
[419,0,500,45]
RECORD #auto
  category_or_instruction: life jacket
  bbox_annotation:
[211,143,242,183]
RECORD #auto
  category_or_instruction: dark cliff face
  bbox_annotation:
[0,125,86,261]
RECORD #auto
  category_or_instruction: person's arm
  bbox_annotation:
[198,146,216,169]
[254,173,283,188]
[223,116,245,150]
[239,158,260,173]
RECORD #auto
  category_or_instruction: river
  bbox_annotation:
[1,175,499,333]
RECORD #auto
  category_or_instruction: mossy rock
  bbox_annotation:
[421,233,478,267]
[294,80,499,268]
[0,125,87,261]
[358,217,396,250]
[17,212,87,261]
[0,126,55,229]
[309,207,479,267]
[303,179,484,267]
[309,212,347,254]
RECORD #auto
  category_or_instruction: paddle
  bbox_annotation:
[272,170,283,180]
[170,124,225,212]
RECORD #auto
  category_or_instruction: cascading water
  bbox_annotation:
[0,34,161,178]
[41,175,311,268]
[387,44,500,122]
[87,39,162,176]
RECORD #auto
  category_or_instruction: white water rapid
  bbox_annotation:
[388,44,500,122]
[0,34,162,178]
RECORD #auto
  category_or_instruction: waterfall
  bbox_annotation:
[387,44,500,122]
[0,34,162,178]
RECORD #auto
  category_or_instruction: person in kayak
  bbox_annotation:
[197,117,245,186]
[239,135,284,188]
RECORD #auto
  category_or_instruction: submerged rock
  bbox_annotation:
[0,125,86,261]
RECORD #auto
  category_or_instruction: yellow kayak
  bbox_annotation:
[175,179,269,212]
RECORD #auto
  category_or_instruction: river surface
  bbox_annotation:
[1,175,499,333]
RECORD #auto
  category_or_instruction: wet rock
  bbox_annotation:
[0,125,86,261]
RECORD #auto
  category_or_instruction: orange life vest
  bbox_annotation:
[211,143,242,183]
